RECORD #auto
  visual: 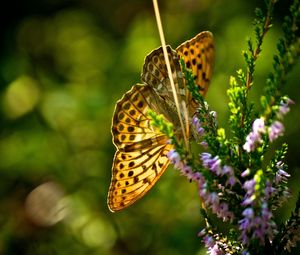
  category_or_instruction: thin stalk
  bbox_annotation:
[152,0,189,149]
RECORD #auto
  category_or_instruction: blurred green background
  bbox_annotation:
[0,0,299,254]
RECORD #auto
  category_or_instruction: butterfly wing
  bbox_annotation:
[176,31,215,112]
[108,84,173,212]
[141,46,188,123]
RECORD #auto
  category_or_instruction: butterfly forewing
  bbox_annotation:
[109,84,173,212]
[176,31,214,97]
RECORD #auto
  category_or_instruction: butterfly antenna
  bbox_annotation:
[152,0,189,149]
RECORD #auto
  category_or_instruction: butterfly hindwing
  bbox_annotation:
[108,142,172,211]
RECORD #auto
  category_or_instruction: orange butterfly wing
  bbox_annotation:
[108,85,173,212]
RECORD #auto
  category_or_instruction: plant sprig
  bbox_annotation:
[149,0,300,254]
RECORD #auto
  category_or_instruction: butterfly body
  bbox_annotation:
[108,32,214,212]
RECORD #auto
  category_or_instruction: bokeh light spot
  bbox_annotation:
[41,90,79,130]
[81,218,116,249]
[3,75,40,118]
[25,182,68,227]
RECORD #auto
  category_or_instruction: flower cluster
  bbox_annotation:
[192,115,205,136]
[192,116,209,148]
[276,97,294,119]
[168,102,294,253]
[243,97,293,152]
[207,244,224,255]
[268,121,284,142]
[239,171,278,245]
[198,230,226,255]
[275,161,290,185]
[239,202,277,245]
[198,153,235,222]
[167,149,202,182]
[200,153,238,187]
[269,161,291,209]
[168,150,235,222]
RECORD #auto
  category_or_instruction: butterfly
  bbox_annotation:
[108,31,215,212]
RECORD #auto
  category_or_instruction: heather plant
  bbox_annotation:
[150,0,300,254]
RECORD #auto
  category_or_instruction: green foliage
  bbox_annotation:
[181,58,223,156]
[263,0,300,118]
[148,109,174,138]
[275,191,300,253]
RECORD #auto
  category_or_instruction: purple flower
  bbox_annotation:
[202,235,215,248]
[201,190,234,222]
[168,149,207,185]
[252,118,266,134]
[210,111,217,119]
[239,217,251,232]
[198,184,208,198]
[243,118,266,152]
[200,141,208,149]
[223,166,238,186]
[277,97,294,119]
[275,161,290,183]
[210,157,222,175]
[241,197,255,206]
[242,208,254,218]
[239,207,258,244]
[241,169,250,178]
[268,121,284,142]
[208,244,224,255]
[226,175,237,186]
[261,202,272,221]
[192,115,199,126]
[182,165,194,179]
[243,131,261,152]
[223,165,233,175]
[243,179,256,195]
[275,169,290,184]
[167,149,183,169]
[192,116,205,135]
[265,181,275,199]
[278,104,290,117]
[207,192,219,205]
[200,152,212,165]
[200,153,222,175]
[241,179,256,206]
[216,202,235,221]
[192,172,205,184]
